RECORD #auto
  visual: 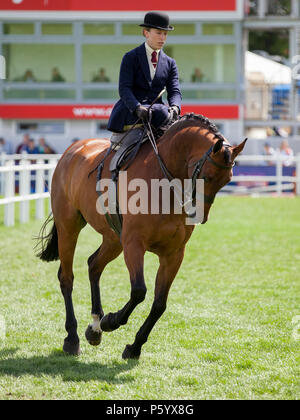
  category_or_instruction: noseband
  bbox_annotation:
[190,143,235,205]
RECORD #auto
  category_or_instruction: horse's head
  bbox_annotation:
[188,137,247,224]
[159,113,247,224]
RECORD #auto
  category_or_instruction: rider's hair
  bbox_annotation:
[142,27,152,37]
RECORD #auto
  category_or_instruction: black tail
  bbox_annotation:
[34,214,59,262]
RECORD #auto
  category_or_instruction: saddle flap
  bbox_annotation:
[109,128,145,172]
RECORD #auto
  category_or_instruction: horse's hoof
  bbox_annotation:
[85,325,102,346]
[63,339,81,356]
[100,313,119,332]
[122,344,141,360]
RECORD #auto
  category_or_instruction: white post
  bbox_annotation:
[0,152,6,196]
[48,158,57,214]
[296,154,300,196]
[19,158,30,223]
[35,159,44,220]
[258,0,266,18]
[276,157,283,196]
[4,160,15,227]
[291,0,299,18]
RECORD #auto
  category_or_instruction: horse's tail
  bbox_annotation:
[34,214,59,262]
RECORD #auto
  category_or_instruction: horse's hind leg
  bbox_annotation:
[85,237,123,346]
[100,238,147,332]
[56,211,86,355]
[122,247,185,359]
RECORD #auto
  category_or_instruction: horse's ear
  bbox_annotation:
[213,139,223,155]
[232,138,247,159]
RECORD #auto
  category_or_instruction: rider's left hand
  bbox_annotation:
[168,106,180,120]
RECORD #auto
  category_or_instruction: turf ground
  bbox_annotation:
[0,196,299,400]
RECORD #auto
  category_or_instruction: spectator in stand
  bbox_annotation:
[0,137,13,154]
[27,139,39,154]
[263,142,276,166]
[191,68,205,83]
[92,68,110,82]
[51,67,65,82]
[38,137,56,154]
[16,134,30,153]
[21,69,37,82]
[44,144,56,154]
[279,140,294,167]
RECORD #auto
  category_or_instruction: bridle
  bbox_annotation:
[149,132,235,208]
[189,143,235,205]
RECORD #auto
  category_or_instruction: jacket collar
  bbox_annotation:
[137,43,166,86]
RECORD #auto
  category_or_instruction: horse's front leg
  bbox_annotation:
[100,239,147,332]
[122,247,185,359]
[85,238,123,346]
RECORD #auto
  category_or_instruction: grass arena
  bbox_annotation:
[0,196,299,400]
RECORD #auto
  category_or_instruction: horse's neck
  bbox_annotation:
[157,127,211,180]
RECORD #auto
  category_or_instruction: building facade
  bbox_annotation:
[1,0,299,154]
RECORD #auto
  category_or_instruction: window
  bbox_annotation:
[122,24,141,36]
[17,122,65,134]
[168,24,195,36]
[3,44,75,82]
[122,23,195,36]
[82,44,136,83]
[169,44,236,84]
[181,89,236,100]
[83,24,115,36]
[3,23,34,35]
[266,0,291,16]
[202,24,234,36]
[41,23,73,35]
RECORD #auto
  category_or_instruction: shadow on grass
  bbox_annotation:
[0,348,139,384]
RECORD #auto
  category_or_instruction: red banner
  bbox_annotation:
[0,104,239,120]
[0,0,236,12]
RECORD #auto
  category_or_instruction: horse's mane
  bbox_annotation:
[166,113,225,142]
[160,113,231,164]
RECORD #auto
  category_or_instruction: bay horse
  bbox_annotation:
[36,114,246,359]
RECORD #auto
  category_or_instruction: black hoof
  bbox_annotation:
[63,339,81,356]
[85,325,102,346]
[100,313,120,332]
[122,344,141,360]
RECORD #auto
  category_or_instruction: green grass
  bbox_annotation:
[0,197,299,400]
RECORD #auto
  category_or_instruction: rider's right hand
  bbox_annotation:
[135,105,148,121]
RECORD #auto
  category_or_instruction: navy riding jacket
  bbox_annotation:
[107,43,182,132]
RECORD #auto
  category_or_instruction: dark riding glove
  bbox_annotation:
[168,106,180,120]
[136,105,148,121]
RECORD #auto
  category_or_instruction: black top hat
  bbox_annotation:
[139,11,174,31]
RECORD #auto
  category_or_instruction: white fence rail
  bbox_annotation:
[0,153,61,226]
[0,152,299,227]
[222,154,300,196]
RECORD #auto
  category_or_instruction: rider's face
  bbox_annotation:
[144,28,168,50]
